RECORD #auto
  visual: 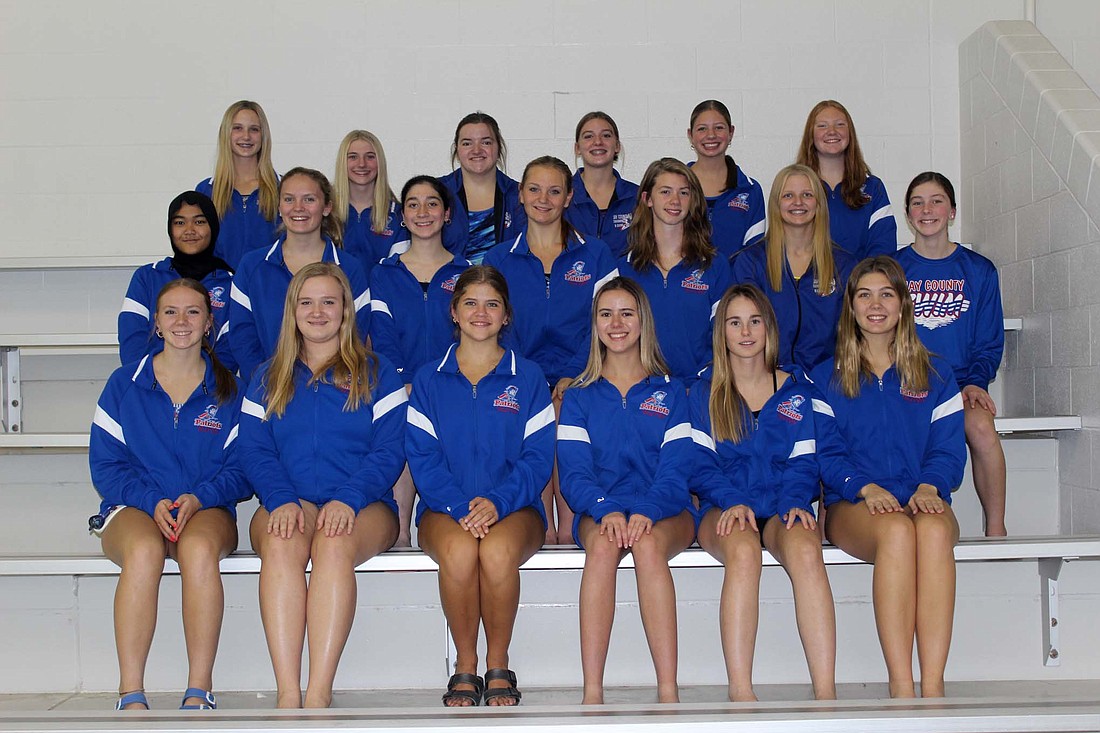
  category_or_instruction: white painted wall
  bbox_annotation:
[1036,0,1100,95]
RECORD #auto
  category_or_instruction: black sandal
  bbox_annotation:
[483,668,521,706]
[442,672,483,707]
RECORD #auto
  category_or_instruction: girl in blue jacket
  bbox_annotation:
[370,175,470,546]
[240,262,405,709]
[796,100,897,260]
[91,279,249,711]
[690,284,836,702]
[896,172,1007,536]
[196,100,280,270]
[565,111,639,256]
[558,277,696,705]
[686,100,766,260]
[333,130,402,276]
[230,167,371,381]
[812,256,965,699]
[406,265,555,708]
[731,164,856,371]
[439,112,526,263]
[618,158,731,388]
[484,155,618,544]
[118,191,236,371]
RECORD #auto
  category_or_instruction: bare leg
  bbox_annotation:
[913,506,959,698]
[391,464,416,547]
[577,516,625,704]
[304,502,398,708]
[553,480,576,546]
[826,502,917,698]
[100,508,167,709]
[698,508,761,702]
[964,405,1007,536]
[170,508,237,707]
[763,516,836,700]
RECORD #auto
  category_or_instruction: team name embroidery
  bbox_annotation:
[728,192,751,211]
[209,286,226,310]
[906,279,970,330]
[564,260,592,284]
[900,387,929,402]
[639,390,670,417]
[382,227,394,237]
[504,212,512,229]
[811,275,837,296]
[493,385,520,413]
[612,212,633,231]
[777,394,805,423]
[681,269,709,292]
[441,274,459,293]
[193,404,223,433]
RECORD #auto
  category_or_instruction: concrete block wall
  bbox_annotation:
[960,20,1100,534]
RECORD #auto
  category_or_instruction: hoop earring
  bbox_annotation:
[155,328,163,339]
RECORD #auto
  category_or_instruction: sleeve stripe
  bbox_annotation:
[868,204,893,228]
[931,392,963,423]
[524,403,556,440]
[371,299,393,317]
[743,220,766,245]
[230,283,252,311]
[788,439,816,459]
[354,288,371,313]
[241,397,266,419]
[691,428,716,451]
[407,405,438,439]
[223,424,238,449]
[120,297,149,319]
[216,321,230,341]
[710,300,720,319]
[373,387,408,422]
[812,398,835,417]
[661,421,692,447]
[591,268,619,300]
[92,406,126,445]
[557,424,591,443]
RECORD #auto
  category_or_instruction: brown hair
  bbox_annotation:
[626,158,715,271]
[796,100,872,210]
[278,167,343,248]
[520,155,575,247]
[155,279,237,405]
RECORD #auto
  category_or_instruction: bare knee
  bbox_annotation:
[964,409,1001,454]
[913,512,959,550]
[777,530,825,573]
[873,514,917,560]
[630,533,672,574]
[309,535,358,572]
[118,535,168,577]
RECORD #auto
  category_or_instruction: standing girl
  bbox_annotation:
[557,277,696,704]
[197,100,280,270]
[240,263,406,708]
[333,130,402,276]
[565,111,639,256]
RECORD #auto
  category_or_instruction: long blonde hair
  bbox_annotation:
[211,100,278,221]
[573,277,669,387]
[833,256,931,398]
[261,263,376,418]
[708,284,780,443]
[626,158,715,271]
[764,164,836,296]
[332,130,397,236]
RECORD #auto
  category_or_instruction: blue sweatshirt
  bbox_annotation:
[557,375,694,544]
[895,244,1004,392]
[239,356,406,514]
[343,201,402,278]
[406,346,555,526]
[484,231,618,383]
[564,169,639,256]
[730,241,857,371]
[118,258,237,373]
[689,160,766,260]
[438,168,526,263]
[368,252,470,385]
[617,253,731,387]
[196,178,280,271]
[823,174,897,260]
[689,366,824,520]
[90,352,250,518]
[810,357,965,507]
[229,237,371,382]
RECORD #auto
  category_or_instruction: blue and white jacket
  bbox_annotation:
[564,169,639,256]
[406,346,555,526]
[343,201,402,278]
[689,160,766,261]
[118,258,237,372]
[484,231,618,383]
[895,244,1005,392]
[239,356,406,514]
[368,252,470,385]
[810,356,965,507]
[617,253,731,387]
[557,375,694,542]
[730,241,857,371]
[90,352,250,518]
[438,168,526,261]
[196,178,280,271]
[229,236,371,381]
[823,174,897,260]
[689,366,825,520]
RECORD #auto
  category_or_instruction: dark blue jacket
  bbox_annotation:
[196,177,280,271]
[823,174,897,260]
[343,201,402,278]
[564,169,639,256]
[438,168,526,263]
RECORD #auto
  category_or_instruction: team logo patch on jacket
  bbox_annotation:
[681,269,709,292]
[209,286,226,310]
[612,212,633,231]
[777,394,805,423]
[493,385,520,413]
[900,387,929,402]
[441,274,459,293]
[728,192,751,211]
[193,404,223,432]
[564,260,592,284]
[639,390,670,417]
